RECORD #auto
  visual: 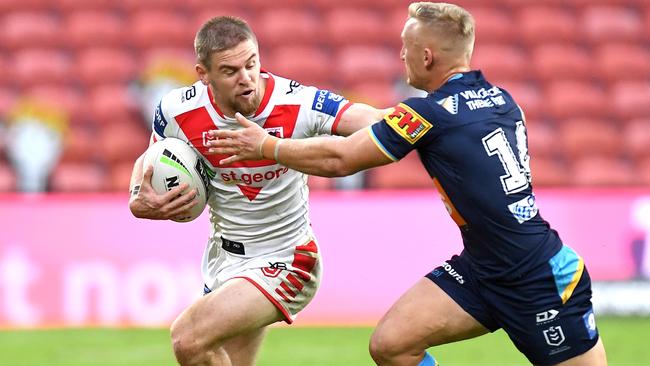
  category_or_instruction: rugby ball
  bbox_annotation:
[142,137,211,222]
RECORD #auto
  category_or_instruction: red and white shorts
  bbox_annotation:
[203,236,321,324]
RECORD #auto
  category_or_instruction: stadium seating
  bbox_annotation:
[264,46,333,87]
[558,118,620,159]
[516,6,579,44]
[128,11,194,51]
[1,11,62,50]
[23,85,84,125]
[49,162,108,192]
[256,9,321,49]
[496,81,543,120]
[525,121,560,159]
[64,11,126,49]
[336,46,401,86]
[468,7,515,44]
[470,44,529,83]
[530,157,571,187]
[324,8,386,47]
[76,48,138,87]
[610,81,650,120]
[12,49,73,87]
[529,44,593,82]
[622,118,650,160]
[543,81,608,120]
[571,156,636,186]
[595,43,650,83]
[581,5,643,44]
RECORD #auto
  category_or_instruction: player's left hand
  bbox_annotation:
[206,113,269,165]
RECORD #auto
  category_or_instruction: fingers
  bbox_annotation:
[235,112,254,127]
[219,155,245,165]
[167,188,198,212]
[162,182,190,201]
[208,129,238,139]
[142,165,154,185]
[169,197,200,219]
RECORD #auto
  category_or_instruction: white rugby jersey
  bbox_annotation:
[150,71,352,269]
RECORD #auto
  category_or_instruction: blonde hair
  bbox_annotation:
[194,16,257,70]
[408,2,475,58]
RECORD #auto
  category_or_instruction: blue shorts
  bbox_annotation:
[425,245,599,366]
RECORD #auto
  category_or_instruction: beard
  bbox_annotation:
[232,91,261,116]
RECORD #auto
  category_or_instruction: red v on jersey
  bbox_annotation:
[237,184,263,201]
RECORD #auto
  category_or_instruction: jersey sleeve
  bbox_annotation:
[150,90,182,143]
[369,97,436,161]
[298,86,353,136]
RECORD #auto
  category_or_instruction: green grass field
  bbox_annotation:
[0,316,647,365]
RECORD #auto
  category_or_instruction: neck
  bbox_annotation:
[425,65,471,93]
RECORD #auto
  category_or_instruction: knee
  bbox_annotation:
[170,318,210,364]
[369,327,408,364]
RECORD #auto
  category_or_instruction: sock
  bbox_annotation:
[418,351,438,366]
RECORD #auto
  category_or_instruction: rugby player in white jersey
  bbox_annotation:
[128,16,387,366]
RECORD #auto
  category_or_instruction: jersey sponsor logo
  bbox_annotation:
[508,194,539,223]
[385,103,432,144]
[542,326,566,346]
[459,86,506,111]
[436,94,459,114]
[536,309,559,324]
[311,89,344,117]
[153,101,168,137]
[440,261,465,284]
[220,167,289,185]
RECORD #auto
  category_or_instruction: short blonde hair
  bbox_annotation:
[408,2,475,57]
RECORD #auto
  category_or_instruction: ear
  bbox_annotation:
[195,64,209,85]
[423,48,434,69]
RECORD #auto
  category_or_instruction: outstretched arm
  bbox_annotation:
[207,113,393,177]
[335,103,392,136]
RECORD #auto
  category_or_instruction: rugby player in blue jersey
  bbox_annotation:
[207,2,608,365]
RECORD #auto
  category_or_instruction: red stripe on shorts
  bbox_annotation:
[286,273,304,291]
[296,240,318,253]
[275,288,293,303]
[280,282,296,298]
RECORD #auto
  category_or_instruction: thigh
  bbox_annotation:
[373,277,490,354]
[173,278,283,347]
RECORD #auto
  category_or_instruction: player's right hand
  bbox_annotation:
[129,165,198,220]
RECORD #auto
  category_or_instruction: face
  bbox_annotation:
[197,39,262,117]
[400,18,428,91]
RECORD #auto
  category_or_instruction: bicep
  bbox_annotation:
[335,103,389,136]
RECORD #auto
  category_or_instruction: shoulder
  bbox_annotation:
[265,71,348,116]
[159,81,209,117]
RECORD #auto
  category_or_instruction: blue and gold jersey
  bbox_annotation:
[370,71,562,280]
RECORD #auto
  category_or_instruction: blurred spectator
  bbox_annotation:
[136,55,195,127]
[5,97,68,192]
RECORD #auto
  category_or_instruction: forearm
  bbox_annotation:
[260,135,356,177]
[129,154,145,199]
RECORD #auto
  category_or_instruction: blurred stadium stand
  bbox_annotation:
[0,0,648,192]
